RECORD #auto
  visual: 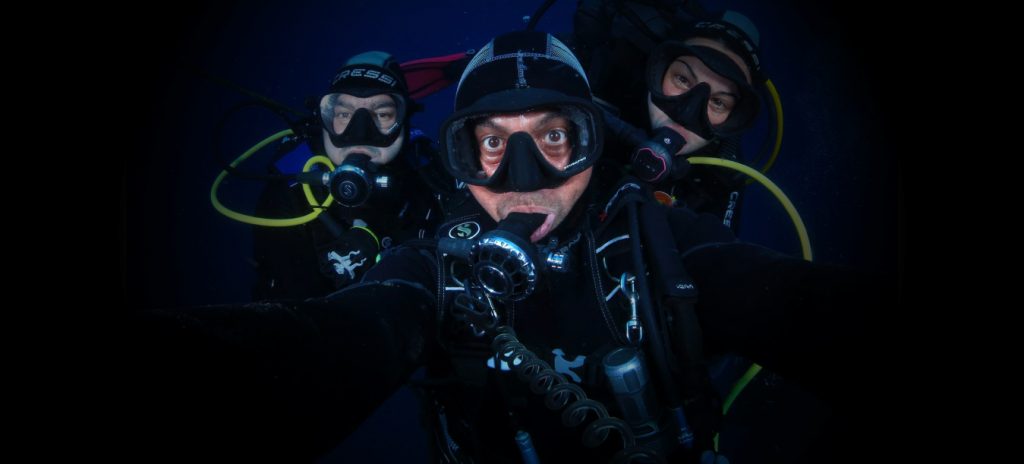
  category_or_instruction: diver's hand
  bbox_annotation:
[316,225,381,289]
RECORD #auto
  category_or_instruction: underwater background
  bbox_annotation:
[125,0,901,461]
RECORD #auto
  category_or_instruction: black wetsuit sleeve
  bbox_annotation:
[363,243,438,285]
[132,252,437,461]
[681,242,892,402]
[251,180,330,299]
[666,207,738,251]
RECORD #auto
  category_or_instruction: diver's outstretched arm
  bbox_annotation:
[681,242,895,402]
[130,279,434,461]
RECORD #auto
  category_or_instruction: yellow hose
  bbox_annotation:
[759,79,784,175]
[688,157,811,261]
[691,155,812,450]
[210,130,337,227]
[301,155,336,208]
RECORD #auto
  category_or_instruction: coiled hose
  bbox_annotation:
[491,326,665,464]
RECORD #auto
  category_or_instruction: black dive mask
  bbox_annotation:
[441,103,601,193]
[439,31,604,194]
[647,42,759,139]
[490,131,572,192]
[650,83,715,140]
[327,153,401,208]
[439,212,570,301]
[319,93,406,149]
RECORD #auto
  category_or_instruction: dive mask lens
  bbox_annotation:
[441,105,600,191]
[319,92,406,139]
[647,42,759,138]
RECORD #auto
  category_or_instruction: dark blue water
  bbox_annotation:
[127,1,899,461]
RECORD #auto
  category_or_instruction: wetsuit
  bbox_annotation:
[134,179,888,462]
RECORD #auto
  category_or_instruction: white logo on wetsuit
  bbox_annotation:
[327,249,367,279]
[448,221,481,240]
[485,347,586,384]
[552,348,586,383]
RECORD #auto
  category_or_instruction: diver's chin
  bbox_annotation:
[503,206,557,243]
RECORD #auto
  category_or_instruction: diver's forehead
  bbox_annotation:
[682,37,752,85]
[477,111,567,129]
[335,93,396,107]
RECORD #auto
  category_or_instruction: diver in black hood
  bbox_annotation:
[251,51,454,299]
[577,6,768,232]
[581,11,858,460]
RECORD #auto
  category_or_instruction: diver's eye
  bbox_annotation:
[479,135,504,173]
[543,129,568,145]
[482,136,504,152]
[673,74,692,89]
[708,96,736,119]
[663,60,698,96]
[334,111,351,119]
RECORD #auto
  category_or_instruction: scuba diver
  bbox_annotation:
[574,4,773,232]
[246,51,456,299]
[576,7,848,462]
[135,30,891,463]
[571,0,708,127]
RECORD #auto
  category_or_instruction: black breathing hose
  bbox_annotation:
[491,326,665,463]
[626,201,683,409]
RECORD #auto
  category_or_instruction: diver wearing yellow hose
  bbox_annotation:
[576,7,782,231]
[575,8,826,462]
[247,51,454,299]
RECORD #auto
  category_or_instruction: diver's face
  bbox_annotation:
[648,38,751,155]
[467,111,592,243]
[322,93,403,166]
